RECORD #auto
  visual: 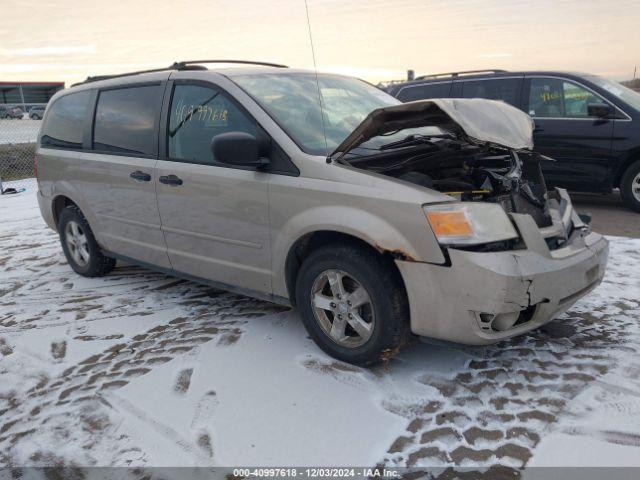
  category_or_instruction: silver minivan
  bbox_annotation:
[36,61,609,365]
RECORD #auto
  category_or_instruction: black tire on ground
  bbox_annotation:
[620,161,640,212]
[58,205,116,277]
[295,243,410,366]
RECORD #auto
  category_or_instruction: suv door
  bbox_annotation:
[85,82,171,268]
[524,76,614,191]
[155,81,271,294]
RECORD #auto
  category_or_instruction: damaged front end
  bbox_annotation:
[331,98,555,235]
[331,99,609,341]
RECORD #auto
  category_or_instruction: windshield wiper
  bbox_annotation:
[378,133,451,151]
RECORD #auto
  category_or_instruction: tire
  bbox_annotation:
[620,161,640,212]
[58,205,116,277]
[295,243,410,366]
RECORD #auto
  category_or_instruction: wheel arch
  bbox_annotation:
[284,230,408,307]
[51,194,80,230]
[614,149,640,187]
[51,194,84,229]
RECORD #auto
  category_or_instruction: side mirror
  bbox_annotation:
[587,102,613,118]
[211,131,269,168]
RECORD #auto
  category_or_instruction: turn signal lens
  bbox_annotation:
[423,203,519,246]
[426,211,473,237]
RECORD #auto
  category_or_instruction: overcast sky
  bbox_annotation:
[1,0,638,85]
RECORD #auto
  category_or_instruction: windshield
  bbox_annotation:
[588,76,640,112]
[233,73,400,155]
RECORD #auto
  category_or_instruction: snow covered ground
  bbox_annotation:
[1,189,639,473]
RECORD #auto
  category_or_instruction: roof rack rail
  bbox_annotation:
[171,60,289,69]
[72,59,288,86]
[73,67,174,86]
[414,69,508,81]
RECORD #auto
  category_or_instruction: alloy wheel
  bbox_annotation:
[64,220,90,267]
[310,269,375,348]
[633,172,640,202]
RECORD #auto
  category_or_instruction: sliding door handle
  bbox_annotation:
[159,174,183,186]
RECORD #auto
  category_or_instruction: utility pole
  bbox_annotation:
[634,66,637,80]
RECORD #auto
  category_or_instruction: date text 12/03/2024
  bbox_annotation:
[232,468,401,478]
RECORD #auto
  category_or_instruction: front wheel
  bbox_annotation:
[295,244,410,366]
[620,161,640,212]
[58,206,116,277]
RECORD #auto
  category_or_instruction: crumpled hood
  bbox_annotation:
[330,98,535,160]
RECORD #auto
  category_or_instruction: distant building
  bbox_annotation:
[0,82,64,112]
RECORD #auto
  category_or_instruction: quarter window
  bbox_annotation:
[397,82,451,102]
[528,78,607,118]
[462,79,521,106]
[40,90,91,149]
[93,85,162,156]
[168,84,256,164]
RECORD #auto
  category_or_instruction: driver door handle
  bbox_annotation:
[159,174,183,186]
[130,170,151,182]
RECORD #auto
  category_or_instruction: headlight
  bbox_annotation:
[424,203,518,246]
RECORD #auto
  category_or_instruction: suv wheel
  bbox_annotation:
[620,161,640,212]
[295,244,409,365]
[58,206,116,277]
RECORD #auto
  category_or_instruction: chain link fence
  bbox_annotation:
[0,117,40,194]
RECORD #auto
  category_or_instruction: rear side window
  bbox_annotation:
[461,78,521,106]
[168,84,256,164]
[40,90,91,149]
[93,85,163,156]
[397,82,451,102]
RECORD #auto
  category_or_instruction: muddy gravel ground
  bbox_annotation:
[0,191,639,476]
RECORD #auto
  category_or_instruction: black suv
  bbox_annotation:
[386,70,640,211]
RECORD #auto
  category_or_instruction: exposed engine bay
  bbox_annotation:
[343,135,553,228]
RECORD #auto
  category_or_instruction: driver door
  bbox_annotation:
[525,76,614,191]
[155,81,272,294]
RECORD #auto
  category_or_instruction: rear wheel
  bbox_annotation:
[620,161,640,212]
[295,244,409,365]
[58,206,116,277]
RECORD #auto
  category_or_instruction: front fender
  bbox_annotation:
[271,204,445,298]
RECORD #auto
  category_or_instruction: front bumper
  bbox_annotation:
[396,215,609,345]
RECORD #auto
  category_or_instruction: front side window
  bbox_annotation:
[588,75,640,112]
[528,78,607,118]
[462,78,521,106]
[168,84,257,164]
[233,73,399,155]
[40,90,91,149]
[93,85,162,156]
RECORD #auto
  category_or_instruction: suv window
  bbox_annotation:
[397,82,451,102]
[168,84,256,164]
[40,90,91,149]
[461,78,520,106]
[93,85,162,156]
[528,78,607,118]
